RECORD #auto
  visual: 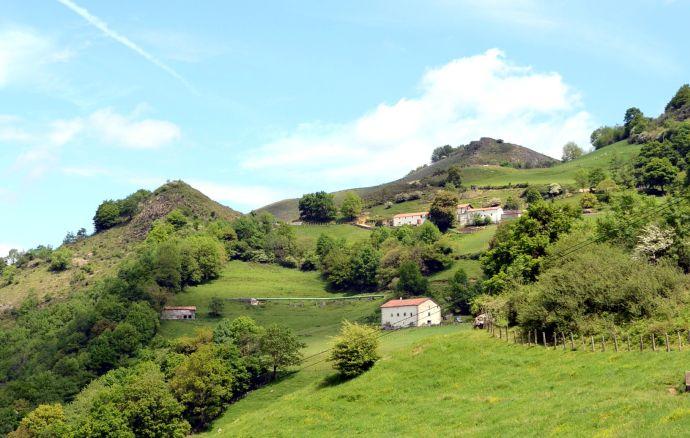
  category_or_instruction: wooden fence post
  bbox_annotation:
[534,330,538,346]
[542,332,547,347]
[640,335,643,352]
[506,327,510,342]
[601,335,606,352]
[678,332,683,351]
[527,330,531,346]
[570,333,575,350]
[652,334,657,352]
[613,334,619,352]
[665,333,670,352]
[590,336,595,352]
[561,333,566,350]
[553,333,557,350]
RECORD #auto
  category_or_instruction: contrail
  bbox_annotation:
[56,0,194,91]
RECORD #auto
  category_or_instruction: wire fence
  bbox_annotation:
[484,321,690,352]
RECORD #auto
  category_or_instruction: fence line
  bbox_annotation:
[483,321,690,353]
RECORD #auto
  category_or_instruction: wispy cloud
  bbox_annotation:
[56,0,194,91]
[187,180,292,212]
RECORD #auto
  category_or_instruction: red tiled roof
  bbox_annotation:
[380,297,434,308]
[457,203,472,208]
[163,306,197,311]
[468,206,502,212]
[393,212,428,218]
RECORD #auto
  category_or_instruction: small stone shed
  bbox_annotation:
[161,306,197,320]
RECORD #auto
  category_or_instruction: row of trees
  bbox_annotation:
[298,191,364,223]
[93,189,151,232]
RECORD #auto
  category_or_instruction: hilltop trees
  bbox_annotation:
[665,84,690,112]
[428,190,458,232]
[445,165,463,187]
[561,142,583,162]
[340,192,364,220]
[93,190,152,233]
[299,192,337,223]
[431,145,454,162]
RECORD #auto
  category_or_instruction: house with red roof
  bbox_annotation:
[161,306,196,320]
[392,211,428,227]
[380,297,441,328]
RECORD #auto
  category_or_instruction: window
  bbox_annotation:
[397,313,400,317]
[428,312,431,316]
[403,312,407,316]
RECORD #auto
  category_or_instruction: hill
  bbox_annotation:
[203,328,690,436]
[0,180,241,310]
[259,140,638,222]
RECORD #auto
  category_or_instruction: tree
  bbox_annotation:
[665,84,690,112]
[590,125,625,149]
[579,193,598,209]
[445,165,462,187]
[431,145,454,162]
[428,190,458,232]
[260,325,305,380]
[396,261,428,295]
[170,345,235,430]
[298,192,337,222]
[636,157,678,193]
[153,240,182,290]
[561,142,583,162]
[208,297,224,318]
[587,168,606,188]
[446,268,475,314]
[340,192,363,220]
[522,187,542,203]
[213,316,264,356]
[347,244,380,290]
[8,404,72,437]
[503,196,520,211]
[93,200,121,232]
[623,107,645,137]
[328,321,380,378]
[166,209,189,230]
[49,248,72,272]
[416,221,441,244]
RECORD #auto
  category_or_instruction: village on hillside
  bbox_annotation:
[392,203,520,227]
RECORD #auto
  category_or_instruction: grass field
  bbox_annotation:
[202,327,690,437]
[292,224,371,248]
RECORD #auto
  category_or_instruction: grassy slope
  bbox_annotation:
[205,328,690,437]
[160,261,384,339]
[292,224,371,248]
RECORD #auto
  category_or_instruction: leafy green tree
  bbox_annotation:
[320,247,352,289]
[316,234,338,258]
[208,297,224,318]
[49,247,72,272]
[522,186,542,203]
[623,107,645,137]
[445,165,462,187]
[574,169,588,190]
[431,144,454,162]
[260,325,305,380]
[328,321,380,378]
[347,243,380,290]
[170,345,235,430]
[416,221,441,244]
[428,190,458,232]
[117,189,151,219]
[166,209,189,230]
[340,192,364,220]
[153,240,182,290]
[579,193,598,209]
[179,235,226,286]
[665,84,690,112]
[503,196,520,210]
[587,168,607,188]
[446,268,476,314]
[561,142,583,162]
[213,316,264,356]
[636,157,678,193]
[396,260,428,295]
[298,192,337,222]
[93,200,121,232]
[590,125,625,149]
[8,403,72,437]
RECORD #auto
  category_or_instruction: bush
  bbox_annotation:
[396,261,428,295]
[428,190,458,232]
[298,192,337,222]
[49,248,72,272]
[208,297,224,318]
[579,193,598,209]
[328,322,380,378]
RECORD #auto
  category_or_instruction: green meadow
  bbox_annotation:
[203,327,690,437]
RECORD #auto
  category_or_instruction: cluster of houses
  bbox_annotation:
[392,203,506,227]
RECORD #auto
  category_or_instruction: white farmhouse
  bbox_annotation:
[392,212,428,227]
[457,204,503,226]
[380,297,442,328]
[161,306,196,320]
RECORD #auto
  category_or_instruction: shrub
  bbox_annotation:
[298,192,337,222]
[49,248,72,272]
[396,261,428,295]
[208,297,224,318]
[328,322,380,378]
[579,193,598,209]
[428,190,458,232]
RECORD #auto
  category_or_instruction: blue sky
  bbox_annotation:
[1,0,690,254]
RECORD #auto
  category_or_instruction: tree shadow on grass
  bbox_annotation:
[317,372,353,389]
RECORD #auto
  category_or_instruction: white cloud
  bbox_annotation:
[61,166,110,177]
[243,49,595,187]
[88,108,181,149]
[0,27,73,88]
[187,180,290,211]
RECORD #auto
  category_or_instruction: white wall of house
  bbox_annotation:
[381,300,442,328]
[392,213,428,227]
[457,207,503,226]
[161,308,196,320]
